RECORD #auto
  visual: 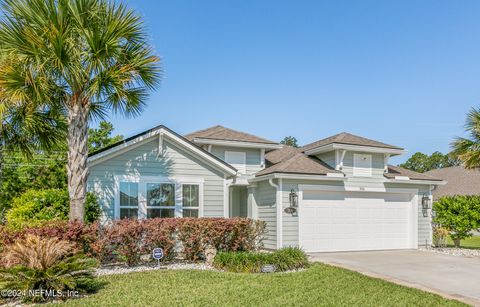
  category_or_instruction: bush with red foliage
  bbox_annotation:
[0,218,266,266]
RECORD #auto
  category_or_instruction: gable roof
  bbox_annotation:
[425,166,480,200]
[303,132,403,152]
[384,165,443,181]
[256,146,342,177]
[87,124,237,176]
[185,125,278,145]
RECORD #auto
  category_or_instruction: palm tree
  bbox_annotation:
[451,107,480,169]
[0,0,160,221]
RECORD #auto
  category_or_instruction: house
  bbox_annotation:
[87,125,445,252]
[425,166,480,200]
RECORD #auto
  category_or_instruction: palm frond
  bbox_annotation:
[451,107,480,169]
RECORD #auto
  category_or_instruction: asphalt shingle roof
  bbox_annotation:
[185,125,278,144]
[256,146,342,177]
[425,166,480,200]
[303,132,403,151]
[384,165,442,181]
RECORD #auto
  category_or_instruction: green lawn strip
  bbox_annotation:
[56,263,465,307]
[447,235,480,249]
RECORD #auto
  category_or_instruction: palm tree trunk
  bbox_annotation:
[67,101,89,222]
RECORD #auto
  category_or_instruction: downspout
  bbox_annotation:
[269,177,283,249]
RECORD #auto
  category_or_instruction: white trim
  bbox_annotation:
[394,176,410,180]
[192,138,283,149]
[335,149,347,170]
[326,172,344,178]
[88,127,237,176]
[386,179,447,185]
[268,178,283,249]
[223,178,233,217]
[113,175,205,219]
[260,148,266,169]
[384,154,390,173]
[305,143,406,156]
[298,184,419,194]
[249,173,346,182]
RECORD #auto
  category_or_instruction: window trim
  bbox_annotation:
[146,182,176,218]
[114,175,204,219]
[181,183,202,218]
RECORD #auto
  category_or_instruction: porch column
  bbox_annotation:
[247,185,258,219]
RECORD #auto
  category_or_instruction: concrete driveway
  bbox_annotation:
[310,250,480,305]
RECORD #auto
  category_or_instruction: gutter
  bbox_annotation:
[268,178,283,249]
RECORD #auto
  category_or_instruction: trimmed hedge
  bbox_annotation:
[0,218,266,266]
[213,247,309,273]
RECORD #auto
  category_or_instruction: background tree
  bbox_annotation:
[399,151,460,173]
[451,107,480,169]
[433,195,480,247]
[280,136,299,147]
[88,121,123,152]
[0,0,160,221]
[0,104,66,221]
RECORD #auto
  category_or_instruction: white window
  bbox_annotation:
[146,183,176,218]
[353,154,372,177]
[182,184,200,217]
[116,177,203,219]
[119,182,139,219]
[225,151,246,174]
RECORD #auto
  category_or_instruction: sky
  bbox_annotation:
[107,0,480,164]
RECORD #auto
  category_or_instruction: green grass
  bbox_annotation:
[447,235,480,249]
[54,263,465,307]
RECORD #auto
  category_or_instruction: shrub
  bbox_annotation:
[0,221,90,253]
[0,235,98,303]
[433,195,480,247]
[213,247,309,273]
[88,218,177,265]
[176,218,266,261]
[0,218,267,266]
[432,226,448,248]
[5,189,100,230]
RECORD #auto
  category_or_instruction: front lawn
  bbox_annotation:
[447,235,480,249]
[56,264,464,307]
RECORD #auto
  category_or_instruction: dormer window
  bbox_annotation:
[353,154,372,177]
[225,151,246,174]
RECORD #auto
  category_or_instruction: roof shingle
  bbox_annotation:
[425,166,480,200]
[185,125,278,144]
[384,165,442,181]
[257,146,342,177]
[303,132,403,151]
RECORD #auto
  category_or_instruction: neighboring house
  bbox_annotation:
[87,125,445,252]
[425,166,480,200]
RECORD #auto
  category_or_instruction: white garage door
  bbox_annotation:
[299,190,417,253]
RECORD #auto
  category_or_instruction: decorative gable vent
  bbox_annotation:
[353,154,372,177]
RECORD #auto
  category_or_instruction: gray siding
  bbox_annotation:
[210,146,262,176]
[316,151,336,169]
[254,181,276,249]
[87,137,226,220]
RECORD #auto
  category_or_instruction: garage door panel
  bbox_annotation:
[299,191,415,252]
